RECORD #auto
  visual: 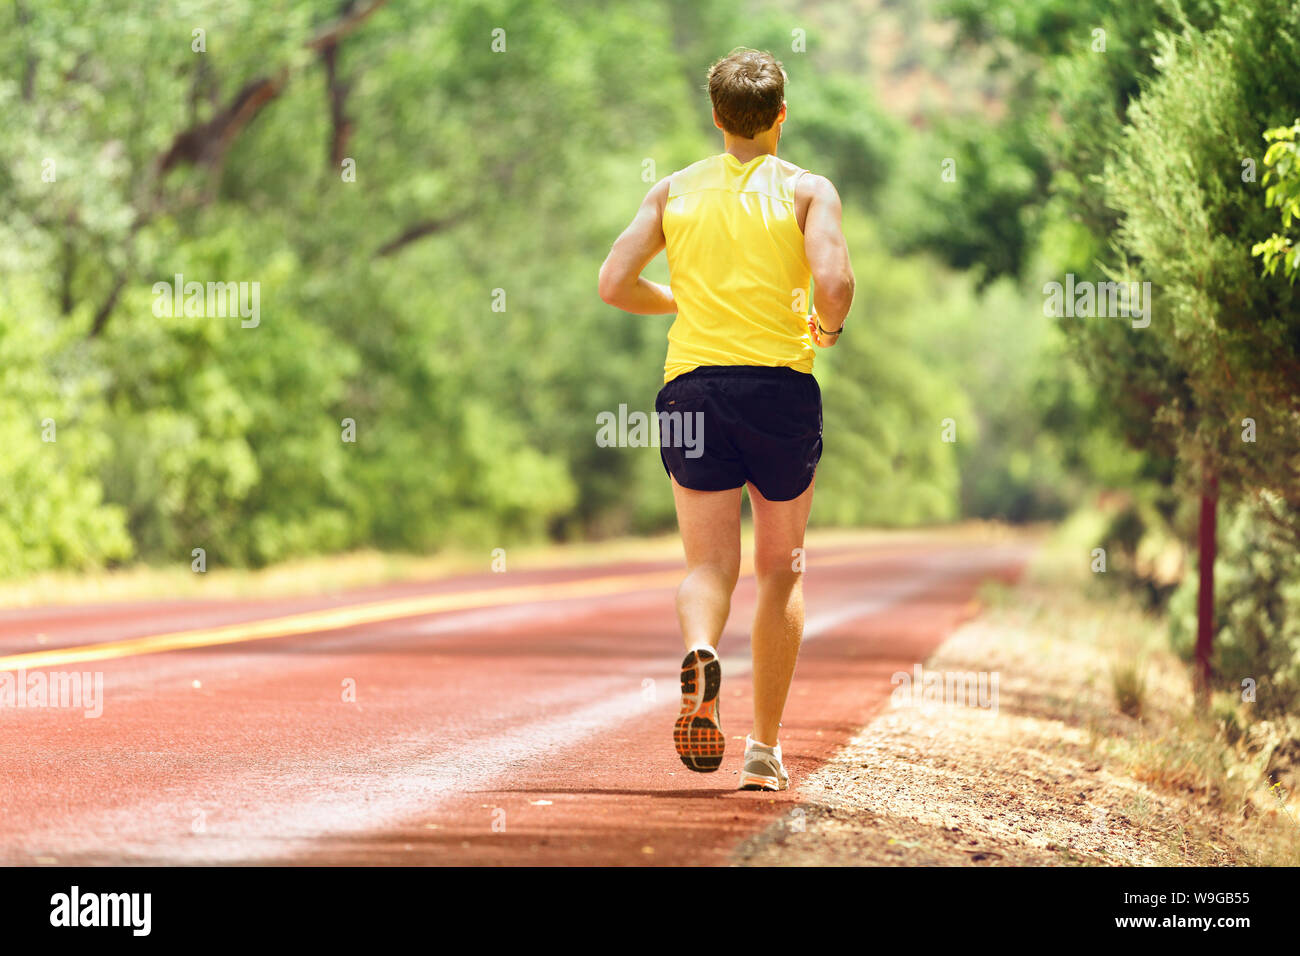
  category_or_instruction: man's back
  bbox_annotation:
[662,153,813,383]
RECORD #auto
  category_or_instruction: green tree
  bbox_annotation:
[1102,0,1300,693]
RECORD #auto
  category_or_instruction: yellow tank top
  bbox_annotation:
[662,153,813,383]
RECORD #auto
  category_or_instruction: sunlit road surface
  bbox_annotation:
[0,531,1034,865]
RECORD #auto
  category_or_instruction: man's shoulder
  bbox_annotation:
[794,170,838,202]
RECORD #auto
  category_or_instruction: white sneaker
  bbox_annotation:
[737,735,789,791]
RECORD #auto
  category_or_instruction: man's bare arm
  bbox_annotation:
[800,173,854,344]
[598,177,676,315]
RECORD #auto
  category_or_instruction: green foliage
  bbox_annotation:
[0,278,132,575]
[0,0,1101,575]
[1103,2,1300,499]
[2,0,695,570]
[1253,120,1300,282]
[884,114,1047,284]
[95,224,360,565]
[1096,0,1300,706]
[807,220,955,526]
[788,73,900,209]
[927,0,1300,709]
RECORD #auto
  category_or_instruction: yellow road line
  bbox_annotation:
[0,569,683,672]
[0,545,913,671]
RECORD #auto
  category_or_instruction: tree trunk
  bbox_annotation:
[1195,468,1218,701]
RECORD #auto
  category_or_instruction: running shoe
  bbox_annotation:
[674,646,723,772]
[737,735,789,791]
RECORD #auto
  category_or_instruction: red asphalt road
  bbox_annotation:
[0,535,1031,865]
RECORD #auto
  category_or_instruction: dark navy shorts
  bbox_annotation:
[654,365,822,502]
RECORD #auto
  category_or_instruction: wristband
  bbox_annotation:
[815,317,843,337]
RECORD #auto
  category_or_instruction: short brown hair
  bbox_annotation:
[707,48,786,139]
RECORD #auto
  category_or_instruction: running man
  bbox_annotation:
[598,48,855,791]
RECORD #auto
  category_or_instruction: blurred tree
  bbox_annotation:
[0,0,1110,576]
[1102,0,1300,693]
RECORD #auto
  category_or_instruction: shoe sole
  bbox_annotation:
[737,771,788,792]
[674,647,723,772]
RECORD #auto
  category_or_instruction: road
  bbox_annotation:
[0,532,1032,865]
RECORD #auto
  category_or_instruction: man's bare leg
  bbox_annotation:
[668,477,741,772]
[669,477,742,651]
[747,479,815,747]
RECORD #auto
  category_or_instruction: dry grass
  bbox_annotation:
[1015,513,1300,865]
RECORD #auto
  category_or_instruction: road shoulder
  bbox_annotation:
[735,532,1300,866]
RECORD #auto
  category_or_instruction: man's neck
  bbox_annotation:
[722,133,779,164]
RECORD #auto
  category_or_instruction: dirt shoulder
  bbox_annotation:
[735,528,1300,866]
